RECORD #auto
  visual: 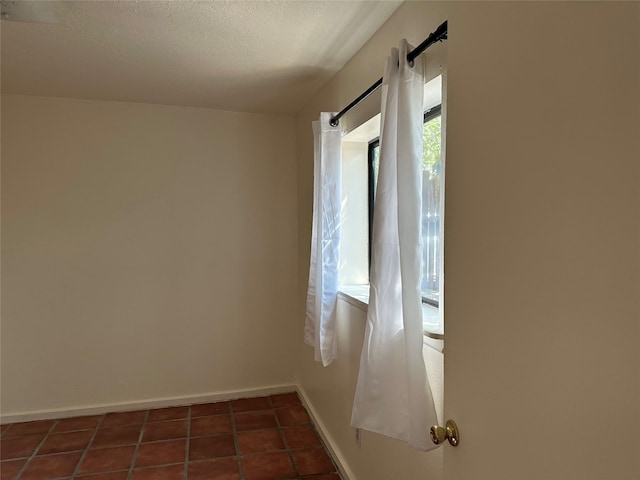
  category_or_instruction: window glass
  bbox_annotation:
[421,108,442,306]
[369,106,443,307]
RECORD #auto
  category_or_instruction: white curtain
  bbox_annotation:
[351,41,438,451]
[305,112,342,367]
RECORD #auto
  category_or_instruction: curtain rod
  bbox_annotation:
[329,20,448,127]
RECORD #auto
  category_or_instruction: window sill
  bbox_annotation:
[338,285,444,352]
[338,285,370,310]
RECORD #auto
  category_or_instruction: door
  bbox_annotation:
[442,3,639,479]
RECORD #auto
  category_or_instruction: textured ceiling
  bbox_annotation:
[1,0,401,115]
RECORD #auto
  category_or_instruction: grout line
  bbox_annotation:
[229,401,245,480]
[272,397,300,478]
[18,448,90,458]
[126,410,149,480]
[14,419,59,479]
[183,405,191,480]
[70,414,106,479]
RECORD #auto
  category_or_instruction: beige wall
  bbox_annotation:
[296,2,639,480]
[1,95,298,416]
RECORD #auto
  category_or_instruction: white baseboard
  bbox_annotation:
[0,384,296,424]
[296,385,354,480]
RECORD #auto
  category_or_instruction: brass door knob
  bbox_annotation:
[430,419,460,446]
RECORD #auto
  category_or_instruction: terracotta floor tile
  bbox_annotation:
[230,397,271,412]
[237,429,284,455]
[270,393,301,408]
[241,451,295,480]
[190,415,233,437]
[77,445,135,474]
[2,420,55,438]
[131,464,184,480]
[188,457,240,480]
[142,419,187,442]
[0,396,340,480]
[291,447,336,475]
[189,435,236,461]
[0,434,45,460]
[76,472,129,480]
[191,402,230,417]
[20,451,82,480]
[282,426,321,449]
[101,411,146,428]
[135,439,185,468]
[275,406,311,426]
[52,415,102,433]
[147,406,189,423]
[0,458,26,479]
[233,411,277,432]
[91,425,141,449]
[38,430,93,454]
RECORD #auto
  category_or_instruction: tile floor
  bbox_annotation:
[0,393,341,480]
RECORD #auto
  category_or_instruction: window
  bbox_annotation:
[339,75,444,339]
[368,105,444,327]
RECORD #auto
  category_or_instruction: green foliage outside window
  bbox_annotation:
[422,115,441,178]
